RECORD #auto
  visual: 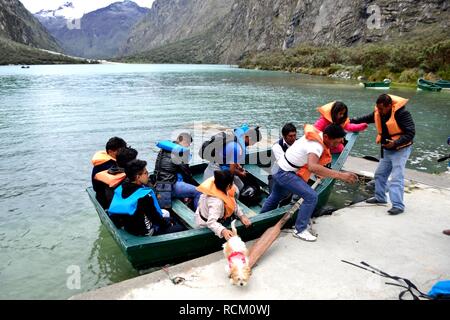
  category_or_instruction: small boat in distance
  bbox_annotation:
[361,79,391,89]
[417,78,442,92]
[435,79,450,90]
[21,66,30,69]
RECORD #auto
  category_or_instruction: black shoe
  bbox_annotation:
[366,197,387,205]
[388,207,404,215]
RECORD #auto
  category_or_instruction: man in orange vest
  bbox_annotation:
[351,94,415,215]
[261,124,358,242]
[91,137,127,208]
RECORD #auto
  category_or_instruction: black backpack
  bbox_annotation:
[238,174,262,206]
[198,132,239,163]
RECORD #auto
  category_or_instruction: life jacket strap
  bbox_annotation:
[284,154,301,169]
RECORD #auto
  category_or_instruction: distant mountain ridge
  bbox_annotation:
[120,0,450,64]
[120,0,235,57]
[0,0,94,65]
[35,1,76,18]
[35,1,150,59]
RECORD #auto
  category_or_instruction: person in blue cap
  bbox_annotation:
[202,125,262,196]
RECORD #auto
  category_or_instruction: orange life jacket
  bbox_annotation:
[91,151,115,167]
[296,125,332,182]
[91,151,124,187]
[374,95,411,148]
[317,101,350,128]
[196,177,237,219]
[94,171,126,188]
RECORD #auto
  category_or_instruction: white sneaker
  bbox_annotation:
[293,229,317,242]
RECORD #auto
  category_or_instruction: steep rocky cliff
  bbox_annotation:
[120,0,235,56]
[122,0,450,63]
[0,0,60,51]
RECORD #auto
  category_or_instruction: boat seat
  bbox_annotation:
[236,200,258,218]
[245,165,270,186]
[171,199,197,229]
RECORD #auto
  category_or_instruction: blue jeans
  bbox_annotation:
[261,169,318,233]
[172,181,201,210]
[374,146,412,210]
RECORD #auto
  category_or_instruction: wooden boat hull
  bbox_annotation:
[362,82,390,89]
[87,133,359,269]
[436,80,450,89]
[417,78,442,92]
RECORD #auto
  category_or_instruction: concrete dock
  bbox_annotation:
[72,157,450,300]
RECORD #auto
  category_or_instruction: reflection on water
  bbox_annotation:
[88,226,138,286]
[0,64,449,299]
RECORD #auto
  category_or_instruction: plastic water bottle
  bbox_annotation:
[161,209,171,218]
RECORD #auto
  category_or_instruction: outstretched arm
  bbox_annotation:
[351,112,375,125]
[307,154,358,184]
[344,122,368,132]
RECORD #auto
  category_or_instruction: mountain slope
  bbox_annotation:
[121,0,450,64]
[120,0,234,57]
[35,1,150,59]
[0,36,94,65]
[0,0,61,51]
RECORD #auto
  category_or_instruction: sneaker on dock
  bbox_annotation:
[293,229,317,242]
[366,197,388,205]
[292,222,318,237]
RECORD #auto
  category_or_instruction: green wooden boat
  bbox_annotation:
[362,79,391,89]
[87,133,359,269]
[417,78,442,92]
[435,80,450,89]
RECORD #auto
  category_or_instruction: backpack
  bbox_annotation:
[238,175,262,207]
[428,281,450,300]
[198,131,239,163]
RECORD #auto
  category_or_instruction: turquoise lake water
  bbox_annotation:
[0,64,449,299]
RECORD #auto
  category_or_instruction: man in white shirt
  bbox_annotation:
[261,124,358,242]
[269,123,297,206]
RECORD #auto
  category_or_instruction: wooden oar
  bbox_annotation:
[248,179,321,268]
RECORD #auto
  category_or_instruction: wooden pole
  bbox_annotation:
[248,179,321,268]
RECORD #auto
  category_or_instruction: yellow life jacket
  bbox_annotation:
[317,101,350,128]
[296,124,332,182]
[374,95,411,148]
[196,177,237,219]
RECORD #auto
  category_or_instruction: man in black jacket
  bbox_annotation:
[154,133,201,209]
[351,94,415,215]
